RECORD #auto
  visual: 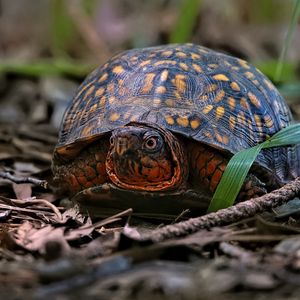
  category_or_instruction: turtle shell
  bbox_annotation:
[54,44,298,182]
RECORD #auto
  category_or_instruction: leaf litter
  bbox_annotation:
[0,77,300,300]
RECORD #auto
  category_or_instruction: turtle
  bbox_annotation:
[52,43,300,218]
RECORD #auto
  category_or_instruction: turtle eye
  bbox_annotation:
[143,135,162,152]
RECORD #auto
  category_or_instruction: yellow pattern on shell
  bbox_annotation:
[192,63,202,73]
[165,115,175,125]
[230,82,240,91]
[112,65,125,74]
[98,73,108,82]
[214,90,225,103]
[190,119,201,129]
[203,104,213,114]
[216,106,225,119]
[176,116,189,127]
[248,92,261,108]
[213,74,229,81]
[227,97,236,110]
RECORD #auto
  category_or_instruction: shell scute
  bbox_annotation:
[55,44,297,180]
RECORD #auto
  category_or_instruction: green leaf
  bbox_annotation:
[275,0,300,82]
[208,124,300,212]
[0,60,93,77]
[169,0,202,43]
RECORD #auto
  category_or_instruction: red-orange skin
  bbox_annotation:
[59,140,109,194]
[56,131,228,197]
[187,142,227,192]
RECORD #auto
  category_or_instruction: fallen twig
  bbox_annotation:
[0,171,48,189]
[0,196,63,221]
[144,177,300,242]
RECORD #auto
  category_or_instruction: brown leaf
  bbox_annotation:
[11,221,70,255]
[12,183,32,200]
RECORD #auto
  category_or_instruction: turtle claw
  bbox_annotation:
[238,174,267,201]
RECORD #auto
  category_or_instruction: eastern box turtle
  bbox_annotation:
[52,44,300,218]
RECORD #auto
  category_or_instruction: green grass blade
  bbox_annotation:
[0,60,93,77]
[169,0,202,43]
[207,145,263,212]
[208,124,300,212]
[263,123,300,148]
[275,0,300,82]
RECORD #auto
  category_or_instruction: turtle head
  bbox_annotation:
[106,123,188,191]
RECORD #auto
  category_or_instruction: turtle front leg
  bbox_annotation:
[53,141,110,195]
[187,141,267,201]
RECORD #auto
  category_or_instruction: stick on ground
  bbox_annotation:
[0,171,48,189]
[144,177,300,242]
